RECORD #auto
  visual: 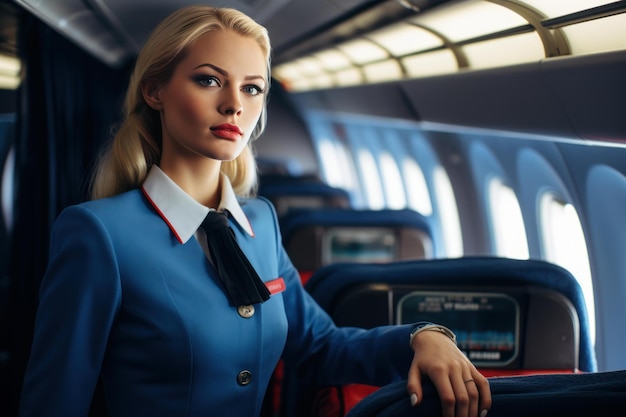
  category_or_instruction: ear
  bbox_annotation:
[142,81,163,110]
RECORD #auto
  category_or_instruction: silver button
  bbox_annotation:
[237,304,255,318]
[237,370,252,386]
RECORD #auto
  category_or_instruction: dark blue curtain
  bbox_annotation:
[4,14,130,415]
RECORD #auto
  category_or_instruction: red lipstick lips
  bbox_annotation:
[211,123,243,140]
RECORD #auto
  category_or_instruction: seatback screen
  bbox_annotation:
[397,291,520,367]
[322,227,396,264]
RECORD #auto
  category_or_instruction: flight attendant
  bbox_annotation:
[19,6,491,417]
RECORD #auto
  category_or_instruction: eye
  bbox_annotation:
[194,75,220,88]
[242,84,265,96]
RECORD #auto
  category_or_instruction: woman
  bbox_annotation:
[19,6,491,417]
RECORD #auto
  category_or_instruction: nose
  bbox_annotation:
[219,87,243,116]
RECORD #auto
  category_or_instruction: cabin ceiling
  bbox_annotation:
[3,0,623,142]
[3,0,448,67]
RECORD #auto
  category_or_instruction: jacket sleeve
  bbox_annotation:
[19,205,121,417]
[262,200,415,387]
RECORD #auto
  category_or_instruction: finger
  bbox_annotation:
[406,360,424,406]
[463,377,479,417]
[472,372,492,417]
[427,371,456,417]
[449,374,471,417]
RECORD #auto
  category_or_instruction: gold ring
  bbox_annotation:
[464,379,475,384]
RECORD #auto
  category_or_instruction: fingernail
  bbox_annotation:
[480,409,488,417]
[410,393,418,406]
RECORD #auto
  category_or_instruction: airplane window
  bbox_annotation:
[317,137,355,192]
[318,138,343,188]
[1,146,14,232]
[402,158,432,216]
[357,149,385,210]
[434,166,463,257]
[488,178,529,260]
[540,194,595,344]
[380,152,406,210]
[335,142,358,192]
[0,114,15,234]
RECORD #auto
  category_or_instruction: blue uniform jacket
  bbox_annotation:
[19,188,415,417]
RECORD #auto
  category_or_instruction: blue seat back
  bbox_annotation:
[285,256,597,417]
[280,208,436,276]
[306,256,596,373]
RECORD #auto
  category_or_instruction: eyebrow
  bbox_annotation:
[194,63,266,83]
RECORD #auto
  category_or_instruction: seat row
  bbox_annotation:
[257,173,599,417]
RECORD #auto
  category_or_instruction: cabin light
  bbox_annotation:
[309,73,334,90]
[409,0,527,43]
[335,67,363,87]
[337,39,389,65]
[273,62,306,81]
[272,0,626,93]
[0,74,20,90]
[521,0,617,18]
[363,59,403,83]
[401,49,458,78]
[0,54,20,74]
[295,56,326,76]
[0,54,21,90]
[272,63,308,91]
[314,49,352,71]
[463,32,545,70]
[284,77,314,92]
[367,23,443,57]
[561,13,626,56]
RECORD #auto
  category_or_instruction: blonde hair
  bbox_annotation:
[90,6,271,199]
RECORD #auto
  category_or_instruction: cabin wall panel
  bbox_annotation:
[542,50,626,144]
[398,62,577,139]
[286,50,626,147]
[425,130,491,256]
[289,83,419,121]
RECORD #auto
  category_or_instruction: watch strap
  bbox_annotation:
[409,321,457,346]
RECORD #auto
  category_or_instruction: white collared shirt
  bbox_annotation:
[141,165,255,259]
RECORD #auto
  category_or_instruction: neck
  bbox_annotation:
[159,159,222,208]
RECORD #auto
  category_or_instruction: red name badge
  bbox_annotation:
[266,277,286,295]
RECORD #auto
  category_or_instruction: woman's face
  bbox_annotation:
[149,29,267,166]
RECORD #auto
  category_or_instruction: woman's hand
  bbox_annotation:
[407,329,492,417]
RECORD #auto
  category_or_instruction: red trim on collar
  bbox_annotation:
[245,216,255,238]
[141,186,184,244]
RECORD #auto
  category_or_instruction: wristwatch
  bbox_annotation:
[409,321,457,346]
